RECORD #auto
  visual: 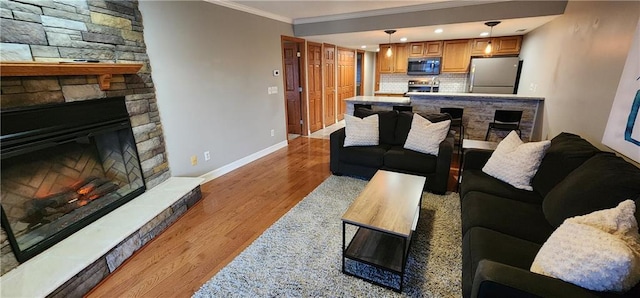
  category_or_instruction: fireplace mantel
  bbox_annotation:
[0,62,143,91]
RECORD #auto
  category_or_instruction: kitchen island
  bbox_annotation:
[345,93,544,141]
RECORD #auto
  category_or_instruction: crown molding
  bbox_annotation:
[292,0,507,25]
[203,0,293,24]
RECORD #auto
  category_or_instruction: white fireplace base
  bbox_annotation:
[0,177,203,297]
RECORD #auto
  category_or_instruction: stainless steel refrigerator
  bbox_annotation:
[467,57,521,94]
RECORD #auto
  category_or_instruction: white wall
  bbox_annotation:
[364,51,376,96]
[139,1,293,176]
[518,1,639,146]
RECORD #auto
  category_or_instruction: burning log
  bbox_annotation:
[20,177,120,224]
[85,182,119,201]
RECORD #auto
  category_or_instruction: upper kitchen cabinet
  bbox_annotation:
[408,41,443,57]
[442,39,471,73]
[378,43,408,73]
[470,36,523,56]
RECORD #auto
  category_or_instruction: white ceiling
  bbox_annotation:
[216,0,561,51]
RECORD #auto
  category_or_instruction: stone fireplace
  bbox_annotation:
[1,97,146,262]
[0,1,204,296]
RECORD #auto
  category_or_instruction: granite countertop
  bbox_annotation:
[344,95,410,104]
[406,92,544,101]
[374,91,406,95]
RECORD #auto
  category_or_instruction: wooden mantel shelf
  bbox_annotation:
[0,61,143,90]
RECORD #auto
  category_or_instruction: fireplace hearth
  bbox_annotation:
[1,97,146,262]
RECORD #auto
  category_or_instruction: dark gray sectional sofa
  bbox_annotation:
[460,132,640,298]
[330,108,453,194]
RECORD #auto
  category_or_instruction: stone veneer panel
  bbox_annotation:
[1,0,171,276]
[47,186,203,298]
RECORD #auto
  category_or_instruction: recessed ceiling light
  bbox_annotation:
[434,28,443,34]
[516,29,527,32]
[400,37,407,42]
[361,45,367,49]
[376,48,380,52]
[480,32,489,37]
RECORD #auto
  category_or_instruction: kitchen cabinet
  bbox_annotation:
[442,39,471,73]
[494,36,522,55]
[408,41,442,57]
[470,36,522,56]
[424,41,443,57]
[378,43,408,74]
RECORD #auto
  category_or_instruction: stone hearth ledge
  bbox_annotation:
[0,177,204,298]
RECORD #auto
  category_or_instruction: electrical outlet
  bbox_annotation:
[204,151,211,161]
[270,129,274,137]
[190,155,197,166]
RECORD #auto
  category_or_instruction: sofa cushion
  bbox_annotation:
[531,132,601,197]
[343,114,379,147]
[463,227,542,298]
[338,144,390,167]
[403,114,451,156]
[353,108,398,145]
[532,200,640,292]
[543,153,640,228]
[460,169,544,204]
[384,146,438,174]
[462,191,554,244]
[482,131,551,191]
[396,111,451,145]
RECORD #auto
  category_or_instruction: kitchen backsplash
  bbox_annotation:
[379,73,468,93]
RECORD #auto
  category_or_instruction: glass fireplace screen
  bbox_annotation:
[1,97,146,262]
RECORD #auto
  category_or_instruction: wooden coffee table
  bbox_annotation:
[341,170,426,292]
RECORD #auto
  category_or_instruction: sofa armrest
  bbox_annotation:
[463,149,493,171]
[429,133,454,194]
[472,259,599,298]
[330,127,346,174]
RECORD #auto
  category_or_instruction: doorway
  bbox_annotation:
[281,36,308,140]
[356,50,365,96]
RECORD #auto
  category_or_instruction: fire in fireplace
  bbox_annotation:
[1,97,146,262]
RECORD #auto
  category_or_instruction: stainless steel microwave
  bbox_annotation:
[407,57,441,75]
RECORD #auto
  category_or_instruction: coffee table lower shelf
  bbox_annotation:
[342,223,413,292]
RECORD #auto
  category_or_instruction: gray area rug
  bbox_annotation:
[193,175,462,297]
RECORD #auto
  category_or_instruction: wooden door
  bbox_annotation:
[322,44,336,126]
[470,38,491,56]
[394,43,409,73]
[307,42,323,133]
[494,36,522,55]
[442,39,471,73]
[283,42,302,134]
[323,44,336,126]
[378,44,393,73]
[409,42,425,57]
[337,47,355,121]
[424,41,443,57]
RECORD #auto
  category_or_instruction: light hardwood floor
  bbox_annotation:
[86,137,459,297]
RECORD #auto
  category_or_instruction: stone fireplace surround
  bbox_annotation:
[1,0,204,296]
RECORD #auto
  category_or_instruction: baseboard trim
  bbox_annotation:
[199,141,288,184]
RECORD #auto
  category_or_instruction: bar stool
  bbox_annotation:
[393,105,413,112]
[440,107,464,154]
[353,104,372,115]
[485,110,523,141]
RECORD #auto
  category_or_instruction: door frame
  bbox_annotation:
[280,35,308,137]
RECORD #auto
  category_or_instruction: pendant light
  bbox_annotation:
[484,21,501,56]
[384,30,396,57]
